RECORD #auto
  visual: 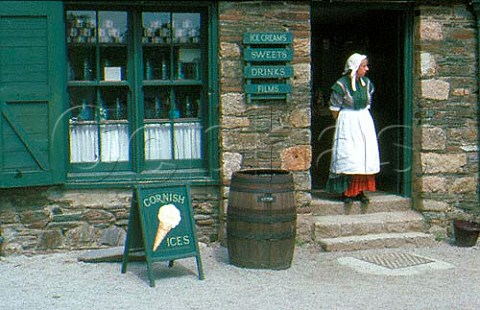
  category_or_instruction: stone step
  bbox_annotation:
[317,232,436,252]
[313,211,426,239]
[310,191,410,216]
[298,192,436,252]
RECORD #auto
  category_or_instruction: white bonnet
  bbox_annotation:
[343,53,367,91]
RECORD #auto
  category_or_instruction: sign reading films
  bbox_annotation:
[121,186,204,287]
[243,32,293,102]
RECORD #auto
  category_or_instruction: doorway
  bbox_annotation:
[311,4,411,195]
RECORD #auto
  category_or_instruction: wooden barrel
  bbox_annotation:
[227,169,296,269]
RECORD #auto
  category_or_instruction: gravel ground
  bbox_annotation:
[1,242,479,310]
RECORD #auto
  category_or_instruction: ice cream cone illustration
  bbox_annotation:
[153,204,181,252]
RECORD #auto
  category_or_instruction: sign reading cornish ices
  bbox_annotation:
[121,186,204,287]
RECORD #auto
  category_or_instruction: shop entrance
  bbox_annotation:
[311,4,411,195]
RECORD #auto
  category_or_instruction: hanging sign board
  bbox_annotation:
[243,32,294,44]
[243,32,293,102]
[245,84,292,95]
[244,48,294,62]
[244,66,294,79]
[121,185,204,287]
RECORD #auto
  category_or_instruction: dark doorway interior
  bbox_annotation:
[311,5,408,194]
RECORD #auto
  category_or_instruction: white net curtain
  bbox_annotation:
[144,122,202,160]
[69,122,201,163]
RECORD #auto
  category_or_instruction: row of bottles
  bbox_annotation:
[76,97,124,121]
[68,56,126,81]
[142,17,201,44]
[67,11,127,44]
[68,56,199,81]
[144,56,200,80]
[145,58,168,80]
[145,96,199,119]
[73,96,199,121]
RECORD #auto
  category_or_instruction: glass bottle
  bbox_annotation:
[79,98,91,120]
[196,99,201,119]
[145,59,153,80]
[97,96,108,120]
[68,61,74,81]
[161,58,168,80]
[115,97,123,120]
[83,58,91,80]
[170,99,180,118]
[177,61,184,79]
[154,97,162,118]
[185,96,194,118]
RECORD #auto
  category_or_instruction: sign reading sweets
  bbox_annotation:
[121,186,204,287]
[244,48,294,62]
[243,32,293,101]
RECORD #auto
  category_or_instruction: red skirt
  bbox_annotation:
[344,175,376,197]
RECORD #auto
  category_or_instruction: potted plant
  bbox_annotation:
[452,211,480,247]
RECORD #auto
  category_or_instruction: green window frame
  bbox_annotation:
[65,2,219,187]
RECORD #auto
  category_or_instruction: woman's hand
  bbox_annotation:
[331,110,339,120]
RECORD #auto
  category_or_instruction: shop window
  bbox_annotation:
[66,5,214,181]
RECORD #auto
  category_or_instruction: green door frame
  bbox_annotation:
[403,10,414,197]
[311,1,414,196]
[470,0,480,203]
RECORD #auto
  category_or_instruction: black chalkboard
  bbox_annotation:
[121,185,204,287]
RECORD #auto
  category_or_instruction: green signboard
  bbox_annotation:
[244,48,294,62]
[244,66,293,79]
[245,84,292,95]
[243,32,293,102]
[243,32,294,44]
[121,186,204,287]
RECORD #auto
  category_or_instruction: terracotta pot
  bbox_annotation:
[453,220,480,247]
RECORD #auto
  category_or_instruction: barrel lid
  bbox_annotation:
[235,169,290,176]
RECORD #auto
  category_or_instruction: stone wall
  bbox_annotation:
[413,3,479,238]
[1,1,479,255]
[218,1,312,233]
[0,186,219,255]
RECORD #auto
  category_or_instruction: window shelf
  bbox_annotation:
[68,81,130,87]
[142,80,202,87]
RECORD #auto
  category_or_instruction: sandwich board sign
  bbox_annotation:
[121,185,204,287]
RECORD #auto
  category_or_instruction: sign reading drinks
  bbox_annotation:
[243,32,293,102]
[121,186,204,287]
[245,66,294,79]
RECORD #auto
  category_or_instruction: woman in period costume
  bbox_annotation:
[326,53,380,203]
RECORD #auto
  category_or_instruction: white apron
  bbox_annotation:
[330,108,380,175]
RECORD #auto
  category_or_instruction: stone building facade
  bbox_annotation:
[0,0,478,255]
[217,1,313,243]
[413,2,479,236]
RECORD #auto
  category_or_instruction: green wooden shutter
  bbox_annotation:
[0,1,66,188]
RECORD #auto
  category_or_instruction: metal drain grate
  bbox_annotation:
[356,252,435,269]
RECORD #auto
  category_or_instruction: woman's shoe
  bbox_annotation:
[358,192,370,203]
[342,195,354,203]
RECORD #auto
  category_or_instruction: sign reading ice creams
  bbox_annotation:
[122,186,204,287]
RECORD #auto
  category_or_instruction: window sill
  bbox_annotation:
[65,169,219,189]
